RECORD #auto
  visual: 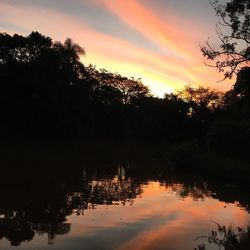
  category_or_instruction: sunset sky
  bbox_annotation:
[0,0,233,96]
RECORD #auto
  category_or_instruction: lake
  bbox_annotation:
[0,141,249,249]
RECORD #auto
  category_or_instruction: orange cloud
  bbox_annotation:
[0,1,233,96]
[100,0,233,91]
[101,0,194,59]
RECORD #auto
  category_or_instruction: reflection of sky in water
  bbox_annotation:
[1,181,248,250]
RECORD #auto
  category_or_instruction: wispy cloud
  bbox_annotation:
[0,1,232,96]
[101,0,193,59]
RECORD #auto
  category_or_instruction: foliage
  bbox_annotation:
[1,30,250,162]
[201,0,250,79]
[84,67,150,104]
[222,66,250,119]
[0,31,152,138]
[194,222,250,250]
[175,86,223,145]
[234,67,250,99]
[177,85,223,110]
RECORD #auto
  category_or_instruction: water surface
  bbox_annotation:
[0,164,249,250]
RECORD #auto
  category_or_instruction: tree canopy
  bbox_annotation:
[1,30,250,157]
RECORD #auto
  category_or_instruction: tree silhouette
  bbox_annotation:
[53,37,86,81]
[223,66,250,118]
[0,30,245,149]
[201,0,250,79]
[176,86,223,145]
[234,67,250,100]
[195,222,250,250]
[177,85,222,111]
[88,68,150,104]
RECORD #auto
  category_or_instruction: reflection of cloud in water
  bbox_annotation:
[0,165,249,250]
[66,212,179,250]
[66,181,250,250]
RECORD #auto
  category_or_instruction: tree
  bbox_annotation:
[53,38,85,63]
[223,67,250,117]
[84,67,150,104]
[176,86,223,145]
[201,0,250,79]
[177,85,222,112]
[234,66,250,99]
[0,31,52,64]
[53,38,86,80]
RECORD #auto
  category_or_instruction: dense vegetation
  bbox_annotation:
[1,30,250,163]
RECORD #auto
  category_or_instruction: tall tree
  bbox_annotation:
[53,38,86,81]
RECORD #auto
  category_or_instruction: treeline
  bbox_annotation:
[1,31,250,158]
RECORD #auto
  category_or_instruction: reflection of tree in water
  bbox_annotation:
[0,198,71,246]
[67,165,143,215]
[162,181,213,201]
[0,165,143,246]
[35,223,70,245]
[67,170,216,218]
[0,212,34,246]
[0,164,246,247]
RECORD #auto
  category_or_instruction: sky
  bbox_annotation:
[0,0,233,97]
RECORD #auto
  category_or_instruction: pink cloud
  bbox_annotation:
[101,0,198,59]
[0,1,233,96]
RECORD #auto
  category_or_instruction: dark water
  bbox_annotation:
[0,141,249,250]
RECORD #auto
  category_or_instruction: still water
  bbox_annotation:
[0,162,249,250]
